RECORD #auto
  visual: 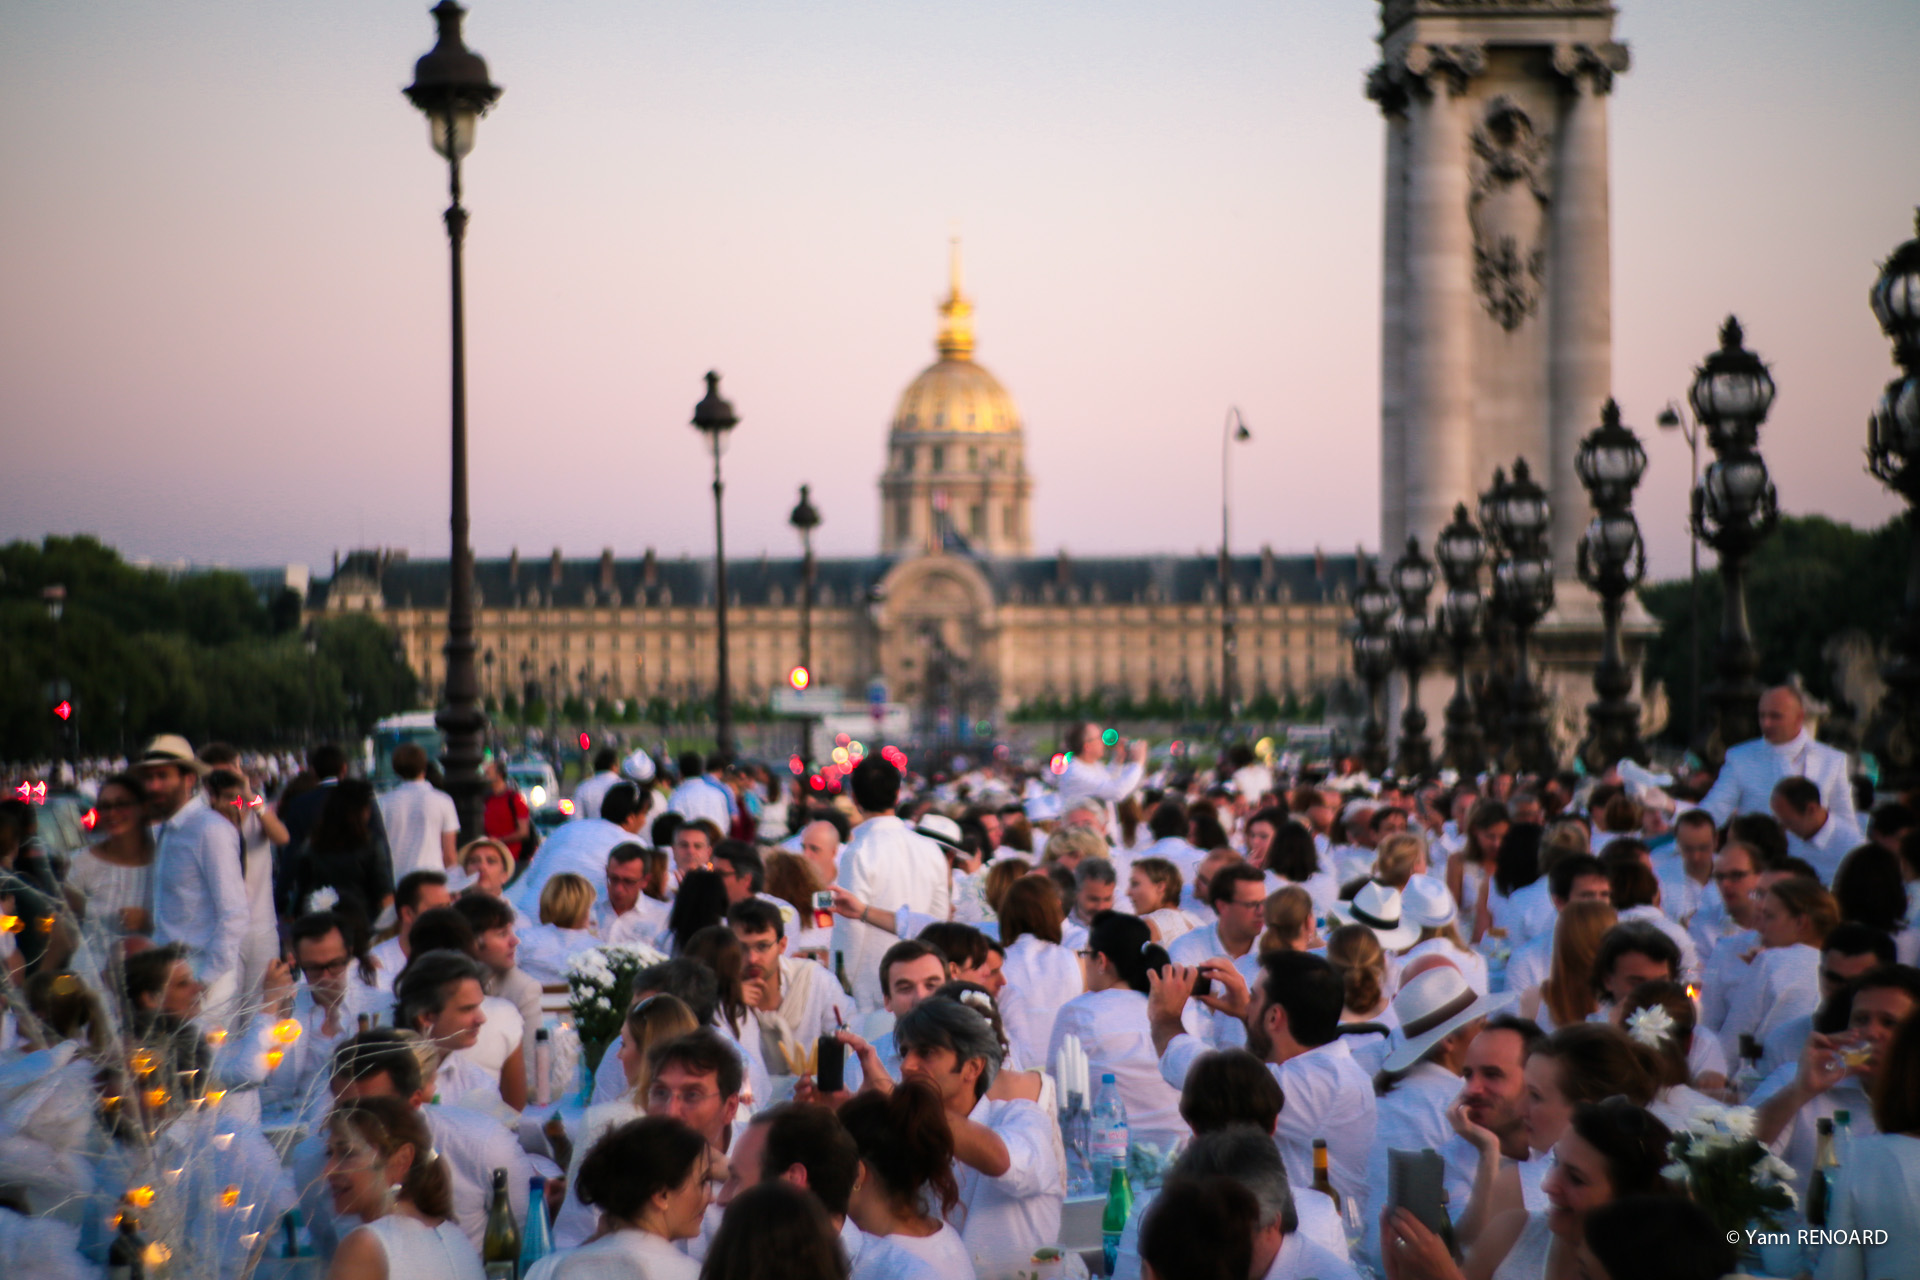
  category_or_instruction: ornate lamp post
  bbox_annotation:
[1575,399,1649,770]
[1350,557,1397,776]
[1688,317,1778,763]
[405,0,500,838]
[692,372,740,756]
[1433,503,1486,775]
[1655,401,1704,743]
[1219,407,1253,724]
[789,484,821,767]
[1482,458,1556,774]
[1389,537,1437,777]
[1867,212,1920,791]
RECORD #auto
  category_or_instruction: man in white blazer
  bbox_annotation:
[1700,687,1858,834]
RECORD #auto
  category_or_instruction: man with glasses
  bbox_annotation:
[1167,862,1270,1051]
[262,910,378,1118]
[730,898,852,1080]
[1696,841,1770,1041]
[643,1029,745,1260]
[600,840,670,946]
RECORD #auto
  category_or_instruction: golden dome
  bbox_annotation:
[890,241,1022,436]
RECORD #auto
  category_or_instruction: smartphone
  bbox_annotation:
[815,1034,847,1094]
[1387,1147,1449,1240]
[1192,969,1214,999]
[811,890,835,929]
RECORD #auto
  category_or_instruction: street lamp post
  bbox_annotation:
[1575,399,1649,770]
[1687,317,1778,764]
[1350,557,1396,776]
[692,372,740,756]
[1656,401,1703,744]
[1389,537,1437,778]
[1482,458,1557,775]
[1433,504,1486,775]
[405,0,500,839]
[1866,211,1920,792]
[43,585,69,787]
[1219,408,1253,727]
[789,484,821,766]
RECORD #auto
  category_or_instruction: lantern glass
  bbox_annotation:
[1354,578,1397,631]
[429,106,479,160]
[1879,375,1920,458]
[1392,547,1435,605]
[1434,520,1483,581]
[1443,587,1482,635]
[1393,611,1431,648]
[1355,631,1395,669]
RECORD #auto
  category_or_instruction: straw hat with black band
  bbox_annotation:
[1327,880,1421,951]
[1380,964,1507,1074]
[137,734,209,777]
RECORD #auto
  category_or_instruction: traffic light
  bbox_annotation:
[788,666,811,691]
[578,732,591,751]
[52,700,72,721]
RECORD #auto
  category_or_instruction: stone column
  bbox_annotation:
[1547,42,1629,573]
[1400,44,1483,554]
[1369,64,1413,553]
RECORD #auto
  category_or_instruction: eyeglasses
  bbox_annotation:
[299,957,352,980]
[647,1085,720,1109]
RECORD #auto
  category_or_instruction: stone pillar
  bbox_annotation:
[1547,42,1629,573]
[1400,44,1484,553]
[1371,66,1412,553]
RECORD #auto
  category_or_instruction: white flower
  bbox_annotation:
[1660,1162,1690,1183]
[1721,1107,1757,1140]
[304,886,340,914]
[1625,1004,1677,1049]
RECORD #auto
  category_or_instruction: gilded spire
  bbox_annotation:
[936,237,974,361]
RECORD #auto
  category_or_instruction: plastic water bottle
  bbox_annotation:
[1102,1163,1133,1277]
[1090,1072,1130,1185]
[1061,1092,1095,1196]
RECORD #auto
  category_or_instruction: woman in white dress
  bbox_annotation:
[406,907,529,1111]
[64,772,153,937]
[323,1096,484,1280]
[1048,913,1189,1150]
[1718,878,1835,1062]
[527,1115,709,1280]
[840,1081,975,1279]
[994,877,1084,1070]
[1448,801,1511,944]
[1816,1010,1920,1280]
[1515,902,1616,1034]
[1126,857,1199,945]
[1385,1097,1672,1280]
[1613,981,1718,1130]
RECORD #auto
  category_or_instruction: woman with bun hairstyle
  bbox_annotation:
[535,1115,712,1279]
[1613,980,1718,1130]
[1046,911,1190,1150]
[840,1080,972,1278]
[323,1095,481,1280]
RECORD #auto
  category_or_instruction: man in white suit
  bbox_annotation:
[1700,687,1857,834]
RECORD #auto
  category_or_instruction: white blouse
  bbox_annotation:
[67,849,152,932]
[998,934,1084,1071]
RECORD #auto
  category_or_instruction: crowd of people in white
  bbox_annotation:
[2,682,1919,1280]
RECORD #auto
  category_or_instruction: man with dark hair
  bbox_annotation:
[888,997,1063,1269]
[1727,811,1790,870]
[394,950,506,1116]
[671,817,723,882]
[264,911,382,1116]
[717,1103,939,1280]
[601,839,670,947]
[1752,964,1920,1206]
[1503,852,1612,993]
[644,1027,747,1258]
[1139,798,1200,878]
[1060,856,1118,952]
[668,749,738,829]
[1654,807,1720,928]
[833,757,950,1013]
[1149,949,1375,1201]
[507,779,647,914]
[367,869,453,993]
[918,921,1001,993]
[378,741,460,880]
[1169,861,1268,970]
[283,741,392,875]
[712,840,798,932]
[1869,802,1915,855]
[731,898,851,1080]
[1771,775,1863,885]
[571,745,624,821]
[290,1028,536,1258]
[1170,1126,1357,1280]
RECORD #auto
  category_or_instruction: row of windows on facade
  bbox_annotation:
[892,499,1018,541]
[893,423,1016,447]
[422,623,1335,658]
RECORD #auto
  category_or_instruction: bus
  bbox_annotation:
[370,712,443,790]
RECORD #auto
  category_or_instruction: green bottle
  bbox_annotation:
[1102,1163,1133,1276]
[481,1167,520,1280]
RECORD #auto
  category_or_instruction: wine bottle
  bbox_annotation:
[1310,1138,1339,1207]
[481,1166,521,1280]
[832,950,852,995]
[1101,1164,1133,1278]
[1807,1118,1836,1228]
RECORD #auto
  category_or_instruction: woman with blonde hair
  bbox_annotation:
[1717,876,1838,1064]
[1518,900,1618,1030]
[552,993,702,1248]
[1041,827,1109,873]
[323,1095,481,1280]
[1372,830,1430,891]
[1326,923,1393,1025]
[1260,884,1321,954]
[515,872,600,984]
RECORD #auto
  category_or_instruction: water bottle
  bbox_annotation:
[1090,1072,1130,1185]
[1101,1163,1133,1277]
[1061,1092,1094,1196]
[519,1176,552,1275]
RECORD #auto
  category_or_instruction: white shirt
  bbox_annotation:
[1138,835,1202,879]
[507,818,634,914]
[448,994,523,1086]
[569,770,624,823]
[997,934,1084,1070]
[948,1093,1065,1270]
[1048,988,1190,1148]
[260,981,384,1120]
[1167,922,1256,970]
[1504,930,1553,996]
[526,1227,701,1280]
[752,955,855,1075]
[603,895,673,952]
[832,816,952,1013]
[881,1221,974,1280]
[1751,1064,1878,1208]
[1813,1133,1920,1280]
[1718,942,1821,1064]
[1700,731,1859,833]
[1361,1061,1463,1267]
[1057,755,1145,809]
[378,779,461,880]
[151,794,250,986]
[1789,811,1866,885]
[1159,1033,1377,1202]
[667,774,737,828]
[1499,879,1558,951]
[516,924,601,985]
[839,1215,941,1280]
[1267,1230,1365,1280]
[367,935,409,995]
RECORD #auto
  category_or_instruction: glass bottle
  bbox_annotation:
[1807,1118,1836,1228]
[481,1167,520,1280]
[1101,1164,1133,1277]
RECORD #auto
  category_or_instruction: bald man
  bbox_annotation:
[1700,687,1858,834]
[799,819,843,888]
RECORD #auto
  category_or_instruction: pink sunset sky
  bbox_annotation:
[2,0,1915,582]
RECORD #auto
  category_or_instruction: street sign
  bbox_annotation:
[772,687,841,716]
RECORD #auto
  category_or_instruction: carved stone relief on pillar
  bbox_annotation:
[1468,97,1551,332]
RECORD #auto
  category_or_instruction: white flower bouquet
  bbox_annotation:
[1662,1103,1797,1242]
[565,941,667,1072]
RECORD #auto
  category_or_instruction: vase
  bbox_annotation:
[577,1039,609,1105]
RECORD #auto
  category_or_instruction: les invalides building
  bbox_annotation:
[319,251,1361,741]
